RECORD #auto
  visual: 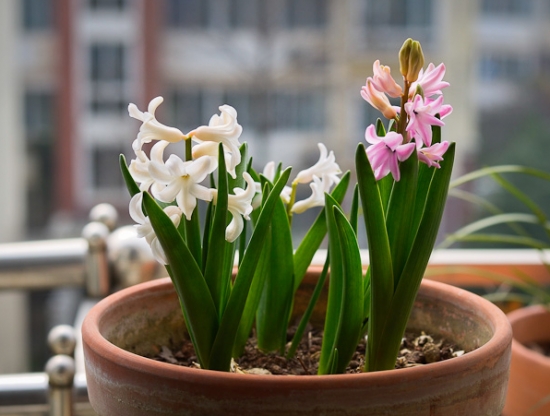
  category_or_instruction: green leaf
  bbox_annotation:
[204,145,230,318]
[439,213,550,249]
[332,206,363,373]
[142,192,218,369]
[318,194,345,375]
[208,168,292,371]
[355,143,393,372]
[232,234,271,357]
[185,208,202,268]
[375,143,455,372]
[256,194,295,353]
[386,149,418,287]
[442,233,550,249]
[293,171,351,290]
[450,165,550,189]
[119,154,140,197]
[286,254,330,359]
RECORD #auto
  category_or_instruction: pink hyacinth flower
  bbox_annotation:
[405,94,452,148]
[371,60,403,98]
[365,125,416,181]
[410,63,450,98]
[360,79,400,119]
[417,141,450,168]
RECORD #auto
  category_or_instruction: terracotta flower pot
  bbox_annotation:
[503,305,550,416]
[82,273,512,416]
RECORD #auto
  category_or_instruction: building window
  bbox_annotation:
[165,0,209,28]
[25,92,55,142]
[88,0,127,10]
[89,43,127,114]
[24,91,55,231]
[166,87,326,134]
[22,0,53,30]
[166,89,204,131]
[366,0,432,29]
[479,54,533,81]
[92,147,125,189]
[480,0,533,16]
[90,43,125,82]
[285,0,327,28]
[229,0,262,29]
[272,90,325,131]
[364,0,432,48]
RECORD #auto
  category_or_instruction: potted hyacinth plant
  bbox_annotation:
[82,39,512,416]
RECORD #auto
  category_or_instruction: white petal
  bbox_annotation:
[129,193,146,224]
[294,143,341,185]
[128,103,146,121]
[263,161,276,182]
[225,212,244,243]
[147,96,164,115]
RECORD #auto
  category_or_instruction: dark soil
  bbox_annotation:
[148,327,465,375]
[526,341,550,357]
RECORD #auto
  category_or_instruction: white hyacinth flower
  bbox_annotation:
[291,175,333,214]
[129,193,182,265]
[212,172,256,242]
[129,140,170,193]
[294,143,341,188]
[148,149,216,221]
[262,161,291,204]
[128,96,185,145]
[187,105,243,178]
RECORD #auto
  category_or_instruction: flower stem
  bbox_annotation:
[397,80,411,138]
[286,182,298,226]
[185,137,192,161]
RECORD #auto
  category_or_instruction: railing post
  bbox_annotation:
[45,325,76,416]
[82,221,110,297]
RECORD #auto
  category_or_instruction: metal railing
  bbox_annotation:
[0,204,163,415]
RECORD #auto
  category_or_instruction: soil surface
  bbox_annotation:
[148,327,466,375]
[526,341,550,357]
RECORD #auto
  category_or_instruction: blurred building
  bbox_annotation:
[9,0,550,237]
[10,0,481,239]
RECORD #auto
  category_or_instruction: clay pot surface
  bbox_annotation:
[504,305,550,416]
[83,273,512,416]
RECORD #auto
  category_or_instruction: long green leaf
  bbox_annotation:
[318,194,345,375]
[143,192,218,369]
[204,145,229,318]
[355,143,393,372]
[386,150,418,287]
[119,154,140,196]
[256,194,295,353]
[442,233,550,249]
[450,165,550,188]
[209,168,292,371]
[286,253,330,359]
[332,206,363,373]
[438,213,550,249]
[232,233,271,356]
[374,143,455,372]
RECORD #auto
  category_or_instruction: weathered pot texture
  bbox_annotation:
[82,272,512,416]
[503,305,550,416]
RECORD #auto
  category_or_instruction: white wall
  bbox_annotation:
[0,0,29,374]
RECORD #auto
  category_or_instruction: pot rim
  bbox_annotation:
[508,304,550,366]
[82,277,512,387]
